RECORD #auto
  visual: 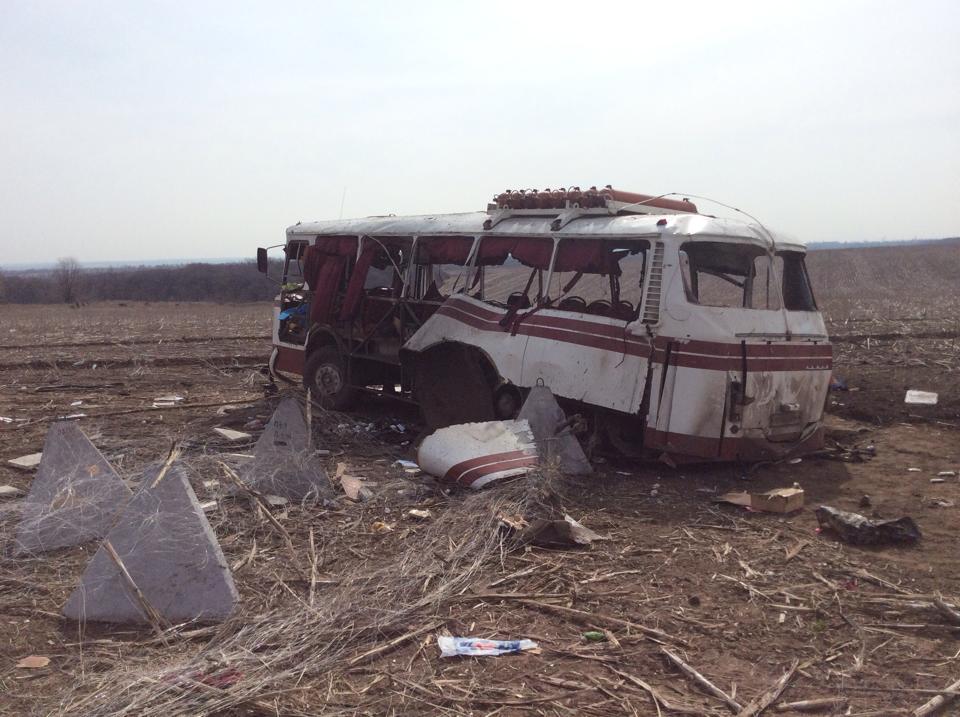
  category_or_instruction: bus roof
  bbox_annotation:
[286,211,807,252]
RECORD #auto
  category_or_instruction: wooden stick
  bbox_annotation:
[661,647,743,714]
[606,666,703,715]
[308,527,318,607]
[102,540,170,641]
[149,443,181,488]
[932,593,960,626]
[913,677,960,717]
[775,697,847,712]
[305,389,312,451]
[737,659,799,716]
[514,598,684,645]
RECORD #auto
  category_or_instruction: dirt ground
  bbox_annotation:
[1,300,959,716]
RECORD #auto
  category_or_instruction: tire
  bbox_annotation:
[304,346,357,411]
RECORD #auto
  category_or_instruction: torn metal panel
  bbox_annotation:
[418,420,538,490]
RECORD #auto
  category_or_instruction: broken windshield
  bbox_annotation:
[679,242,817,311]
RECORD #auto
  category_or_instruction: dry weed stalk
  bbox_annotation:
[56,475,541,716]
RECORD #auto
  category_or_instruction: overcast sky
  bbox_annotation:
[1,1,958,264]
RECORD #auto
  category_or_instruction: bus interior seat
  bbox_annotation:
[558,296,587,312]
[586,300,612,317]
[507,292,531,310]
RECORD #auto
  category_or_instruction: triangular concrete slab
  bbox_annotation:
[13,421,132,555]
[240,397,329,500]
[517,386,593,476]
[62,463,238,625]
[253,398,308,456]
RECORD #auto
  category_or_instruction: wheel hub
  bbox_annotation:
[316,364,343,395]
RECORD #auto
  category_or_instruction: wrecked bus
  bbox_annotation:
[257,187,831,462]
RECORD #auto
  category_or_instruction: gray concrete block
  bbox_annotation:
[242,398,330,500]
[517,385,593,476]
[62,463,239,625]
[254,397,308,456]
[13,421,132,555]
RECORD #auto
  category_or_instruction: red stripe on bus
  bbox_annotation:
[443,450,537,486]
[456,456,540,487]
[435,305,650,358]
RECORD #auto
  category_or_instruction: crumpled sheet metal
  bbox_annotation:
[815,505,921,546]
[418,419,538,489]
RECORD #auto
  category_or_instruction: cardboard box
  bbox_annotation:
[716,486,805,514]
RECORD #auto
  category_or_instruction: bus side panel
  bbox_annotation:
[518,309,650,414]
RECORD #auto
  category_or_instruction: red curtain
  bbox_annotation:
[476,237,554,268]
[339,244,377,321]
[309,255,348,325]
[416,236,474,265]
[554,239,620,275]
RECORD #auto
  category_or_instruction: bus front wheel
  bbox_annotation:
[304,346,357,411]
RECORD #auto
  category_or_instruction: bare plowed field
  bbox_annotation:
[2,262,959,716]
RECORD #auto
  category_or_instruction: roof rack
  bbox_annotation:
[484,186,698,230]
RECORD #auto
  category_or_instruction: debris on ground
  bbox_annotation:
[16,656,51,669]
[815,505,922,545]
[339,473,374,502]
[437,636,539,657]
[905,389,939,405]
[213,427,252,441]
[393,459,421,475]
[7,452,43,471]
[418,419,538,489]
[516,383,592,475]
[14,421,132,556]
[716,486,805,514]
[62,456,239,626]
[520,514,606,547]
[0,485,24,499]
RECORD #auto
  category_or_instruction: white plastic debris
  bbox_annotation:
[213,427,252,441]
[0,485,25,499]
[437,636,539,657]
[8,453,42,471]
[905,390,938,405]
[418,420,537,490]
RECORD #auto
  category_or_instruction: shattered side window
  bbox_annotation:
[549,239,648,320]
[475,237,554,309]
[282,242,307,285]
[413,237,477,301]
[776,251,817,311]
[680,241,773,309]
